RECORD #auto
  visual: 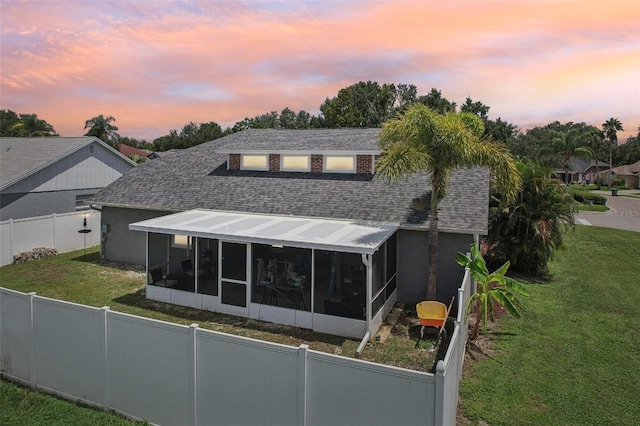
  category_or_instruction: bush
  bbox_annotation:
[488,161,576,276]
[568,187,607,205]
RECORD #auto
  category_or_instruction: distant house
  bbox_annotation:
[117,144,159,160]
[0,137,136,220]
[601,160,640,189]
[91,129,489,338]
[555,156,609,184]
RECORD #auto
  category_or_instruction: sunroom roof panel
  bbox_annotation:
[129,209,397,254]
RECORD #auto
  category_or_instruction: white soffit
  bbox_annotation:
[129,209,398,254]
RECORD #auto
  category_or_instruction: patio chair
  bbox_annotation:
[149,267,179,288]
[181,258,204,278]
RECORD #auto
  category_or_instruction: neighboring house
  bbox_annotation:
[601,160,640,189]
[91,128,489,339]
[0,137,136,220]
[117,143,159,160]
[555,156,609,184]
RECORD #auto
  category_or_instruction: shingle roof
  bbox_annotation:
[92,130,490,233]
[0,136,135,189]
[567,156,609,172]
[215,128,381,153]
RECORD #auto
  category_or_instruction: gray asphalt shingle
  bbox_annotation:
[92,130,490,233]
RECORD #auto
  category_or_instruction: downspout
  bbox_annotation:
[356,252,373,356]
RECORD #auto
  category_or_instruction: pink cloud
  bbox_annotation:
[1,1,638,141]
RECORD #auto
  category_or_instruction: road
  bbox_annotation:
[576,190,640,233]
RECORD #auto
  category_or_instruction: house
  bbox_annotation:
[117,143,158,161]
[555,156,609,184]
[91,128,489,339]
[0,137,136,221]
[602,160,640,189]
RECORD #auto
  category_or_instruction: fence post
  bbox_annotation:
[101,306,111,410]
[434,360,446,426]
[9,219,14,263]
[52,213,57,250]
[28,292,37,390]
[297,344,308,426]
[189,323,199,426]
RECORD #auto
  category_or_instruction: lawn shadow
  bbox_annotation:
[112,289,346,346]
[70,252,100,263]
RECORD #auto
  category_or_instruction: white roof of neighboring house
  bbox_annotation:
[0,136,136,190]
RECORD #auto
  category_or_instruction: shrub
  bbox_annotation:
[568,187,607,205]
[488,161,576,276]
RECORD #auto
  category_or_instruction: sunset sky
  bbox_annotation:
[1,0,639,142]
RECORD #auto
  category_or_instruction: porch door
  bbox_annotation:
[219,241,250,316]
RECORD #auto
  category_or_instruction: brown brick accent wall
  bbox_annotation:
[374,154,382,173]
[269,154,280,172]
[311,154,323,173]
[229,154,240,170]
[357,155,373,174]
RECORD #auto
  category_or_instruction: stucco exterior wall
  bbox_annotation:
[396,229,474,311]
[0,189,99,221]
[101,206,174,264]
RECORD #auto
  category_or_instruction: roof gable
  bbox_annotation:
[0,137,136,189]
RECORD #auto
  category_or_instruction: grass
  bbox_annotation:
[1,248,444,422]
[0,380,142,425]
[0,248,438,371]
[575,203,609,212]
[459,226,640,425]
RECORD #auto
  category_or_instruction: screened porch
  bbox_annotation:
[130,209,398,339]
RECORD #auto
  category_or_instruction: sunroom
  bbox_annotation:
[129,209,398,339]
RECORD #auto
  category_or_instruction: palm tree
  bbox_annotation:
[11,113,57,137]
[376,104,521,300]
[584,129,605,188]
[550,129,592,184]
[602,118,623,188]
[84,115,120,145]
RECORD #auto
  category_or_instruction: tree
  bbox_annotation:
[0,110,21,136]
[84,115,120,145]
[460,97,490,121]
[613,126,640,166]
[417,88,457,114]
[583,129,606,188]
[487,161,576,276]
[376,104,521,300]
[456,243,529,339]
[602,118,624,188]
[320,81,397,127]
[6,112,57,137]
[549,129,592,184]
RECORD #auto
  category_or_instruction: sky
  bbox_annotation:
[1,0,639,142]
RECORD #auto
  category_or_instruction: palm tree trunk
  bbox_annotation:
[427,172,439,301]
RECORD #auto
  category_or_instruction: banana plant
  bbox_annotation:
[456,244,530,340]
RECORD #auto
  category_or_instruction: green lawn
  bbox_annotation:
[0,380,141,425]
[460,226,640,425]
[0,248,437,370]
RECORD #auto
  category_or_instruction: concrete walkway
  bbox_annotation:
[576,189,640,232]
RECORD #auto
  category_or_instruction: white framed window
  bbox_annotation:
[324,155,356,173]
[241,154,268,170]
[281,155,310,172]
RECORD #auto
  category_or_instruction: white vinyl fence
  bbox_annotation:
[0,210,100,266]
[0,271,471,426]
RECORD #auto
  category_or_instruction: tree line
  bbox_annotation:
[1,81,638,167]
